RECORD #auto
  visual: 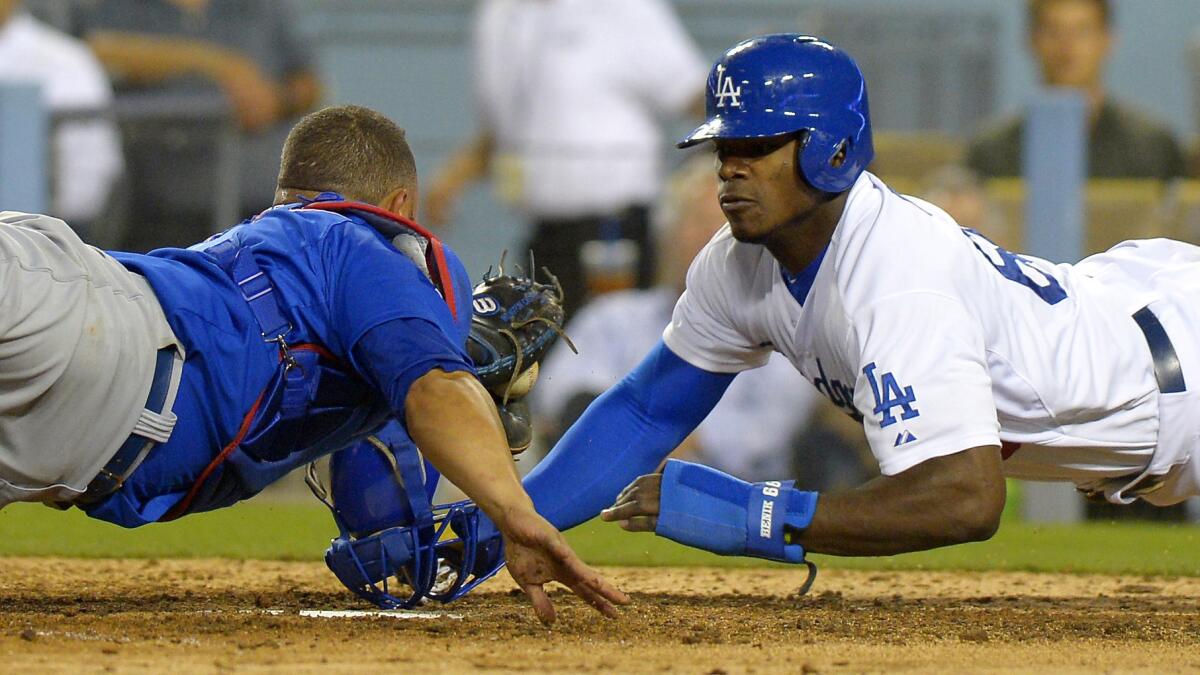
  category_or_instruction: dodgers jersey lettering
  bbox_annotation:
[664,171,1166,484]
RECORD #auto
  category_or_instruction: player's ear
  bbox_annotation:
[380,185,415,219]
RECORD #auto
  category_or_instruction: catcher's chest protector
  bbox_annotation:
[161,198,456,520]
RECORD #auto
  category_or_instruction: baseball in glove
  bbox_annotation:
[466,254,574,454]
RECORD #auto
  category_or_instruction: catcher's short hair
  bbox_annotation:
[277,105,417,205]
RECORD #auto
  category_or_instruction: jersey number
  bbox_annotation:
[961,229,1067,305]
[863,362,919,428]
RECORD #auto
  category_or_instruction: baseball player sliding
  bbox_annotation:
[522,34,1200,571]
[0,104,626,624]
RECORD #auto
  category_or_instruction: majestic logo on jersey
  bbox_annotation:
[714,65,742,108]
[863,362,920,428]
[472,295,500,316]
[811,359,861,421]
[894,430,918,447]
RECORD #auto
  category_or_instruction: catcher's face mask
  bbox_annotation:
[308,430,505,609]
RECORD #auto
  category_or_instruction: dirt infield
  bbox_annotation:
[1,558,1199,674]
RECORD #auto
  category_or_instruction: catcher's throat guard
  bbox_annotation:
[309,428,505,609]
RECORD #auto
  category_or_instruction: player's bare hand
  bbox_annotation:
[500,509,630,625]
[600,473,662,532]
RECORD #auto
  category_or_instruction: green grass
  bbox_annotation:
[0,501,336,560]
[2,500,1199,576]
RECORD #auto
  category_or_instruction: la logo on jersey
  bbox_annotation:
[715,65,742,108]
[862,362,920,429]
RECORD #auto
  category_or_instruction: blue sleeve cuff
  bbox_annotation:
[657,459,818,564]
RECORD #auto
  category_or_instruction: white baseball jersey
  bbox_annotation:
[665,172,1200,505]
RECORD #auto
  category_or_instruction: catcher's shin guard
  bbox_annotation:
[655,459,820,591]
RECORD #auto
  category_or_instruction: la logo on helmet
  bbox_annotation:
[715,65,742,108]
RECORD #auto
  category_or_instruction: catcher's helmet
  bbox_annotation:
[678,34,873,194]
[309,423,504,609]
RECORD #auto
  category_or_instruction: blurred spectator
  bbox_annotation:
[66,0,322,251]
[918,164,1016,246]
[425,0,707,317]
[531,156,871,486]
[0,0,122,229]
[967,0,1185,181]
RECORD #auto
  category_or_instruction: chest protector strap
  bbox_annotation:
[160,200,453,521]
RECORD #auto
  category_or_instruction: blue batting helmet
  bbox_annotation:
[309,423,504,610]
[678,34,873,194]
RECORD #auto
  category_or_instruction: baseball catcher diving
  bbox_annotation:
[521,34,1200,576]
[0,104,626,624]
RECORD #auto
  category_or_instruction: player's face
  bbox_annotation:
[1031,0,1112,89]
[712,136,819,244]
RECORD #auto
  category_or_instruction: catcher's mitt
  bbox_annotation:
[466,256,574,453]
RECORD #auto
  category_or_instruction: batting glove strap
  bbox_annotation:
[655,459,818,564]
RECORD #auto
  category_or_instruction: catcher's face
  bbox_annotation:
[712,136,823,245]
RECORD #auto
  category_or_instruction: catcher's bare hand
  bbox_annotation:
[501,509,630,625]
[600,473,662,532]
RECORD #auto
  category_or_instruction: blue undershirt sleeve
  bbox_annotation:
[523,339,736,530]
[351,317,475,421]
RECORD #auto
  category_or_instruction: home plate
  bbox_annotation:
[299,609,463,620]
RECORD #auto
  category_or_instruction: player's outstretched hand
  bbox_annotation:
[600,473,662,532]
[501,509,630,625]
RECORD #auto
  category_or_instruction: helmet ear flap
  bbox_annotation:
[792,130,850,191]
[794,131,846,192]
[798,127,863,193]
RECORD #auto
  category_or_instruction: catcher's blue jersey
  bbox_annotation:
[90,205,474,527]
